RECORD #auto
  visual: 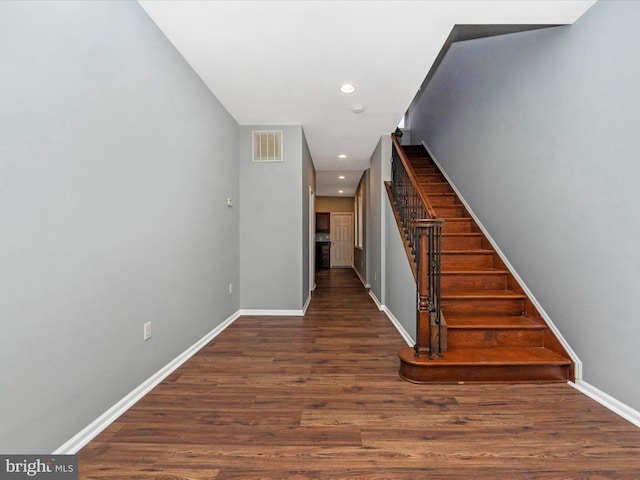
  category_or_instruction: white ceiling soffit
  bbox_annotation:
[138,0,596,196]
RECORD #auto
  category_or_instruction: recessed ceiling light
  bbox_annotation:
[352,105,365,114]
[340,83,356,94]
[338,154,347,159]
[338,175,345,180]
[338,190,344,194]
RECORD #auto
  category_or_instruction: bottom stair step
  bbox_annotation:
[446,316,546,348]
[447,316,545,329]
[398,347,572,384]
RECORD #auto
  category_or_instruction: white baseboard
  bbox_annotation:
[571,380,640,428]
[369,290,414,347]
[53,311,241,454]
[302,294,312,314]
[237,309,304,316]
[382,306,415,347]
[354,267,367,287]
[421,140,583,380]
[368,290,383,310]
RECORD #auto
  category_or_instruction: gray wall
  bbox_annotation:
[316,196,354,212]
[239,125,306,311]
[384,196,418,340]
[367,137,386,303]
[409,0,640,410]
[0,1,240,452]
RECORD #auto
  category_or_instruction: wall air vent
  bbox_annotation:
[252,130,283,162]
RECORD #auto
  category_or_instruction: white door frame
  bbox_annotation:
[309,186,316,292]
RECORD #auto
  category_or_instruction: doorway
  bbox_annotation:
[330,213,353,268]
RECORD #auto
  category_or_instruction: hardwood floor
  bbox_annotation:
[78,268,640,479]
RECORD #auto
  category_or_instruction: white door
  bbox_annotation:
[330,213,353,268]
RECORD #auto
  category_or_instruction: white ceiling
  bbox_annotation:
[139,0,596,196]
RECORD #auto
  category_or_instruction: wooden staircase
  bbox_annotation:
[397,145,574,383]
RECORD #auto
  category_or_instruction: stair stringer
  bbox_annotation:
[421,140,582,380]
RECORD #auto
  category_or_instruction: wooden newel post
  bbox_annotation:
[414,225,429,358]
[413,219,444,360]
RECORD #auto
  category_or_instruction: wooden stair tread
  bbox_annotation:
[442,269,508,275]
[443,249,493,254]
[446,316,545,329]
[428,193,460,199]
[399,347,571,366]
[441,289,526,299]
[441,267,504,273]
[411,166,436,171]
[441,233,483,238]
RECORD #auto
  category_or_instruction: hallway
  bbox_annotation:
[78,269,640,479]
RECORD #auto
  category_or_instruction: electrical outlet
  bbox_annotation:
[229,283,233,295]
[143,322,152,341]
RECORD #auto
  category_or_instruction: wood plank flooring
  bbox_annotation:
[78,268,640,479]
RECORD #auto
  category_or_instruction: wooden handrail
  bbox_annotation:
[391,133,438,220]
